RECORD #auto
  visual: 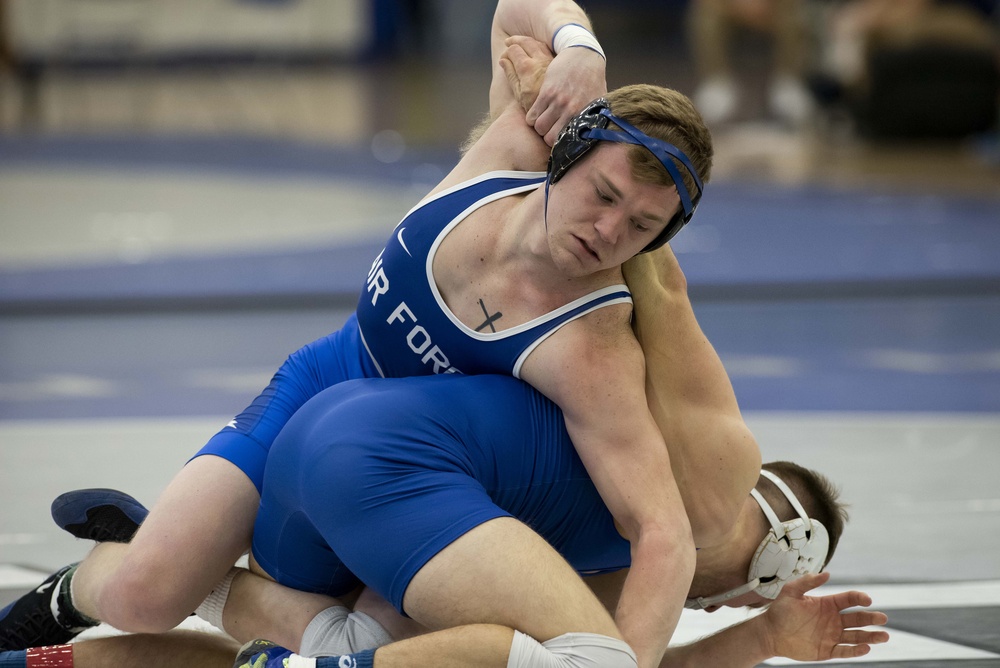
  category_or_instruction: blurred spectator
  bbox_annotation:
[818,0,1000,139]
[688,0,816,126]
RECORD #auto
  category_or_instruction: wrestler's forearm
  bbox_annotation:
[616,528,695,668]
[659,615,771,668]
[494,0,596,46]
[491,0,606,143]
[489,0,596,113]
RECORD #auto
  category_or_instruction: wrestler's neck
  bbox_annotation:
[446,188,557,285]
[691,496,768,585]
[503,188,622,288]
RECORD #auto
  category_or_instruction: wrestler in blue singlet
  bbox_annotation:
[251,374,631,614]
[194,172,632,491]
[355,171,632,378]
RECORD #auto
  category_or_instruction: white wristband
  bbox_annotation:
[552,23,606,61]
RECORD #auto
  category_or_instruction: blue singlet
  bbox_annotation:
[251,374,631,614]
[194,172,631,491]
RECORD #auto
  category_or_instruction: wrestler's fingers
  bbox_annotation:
[831,589,875,611]
[542,112,570,146]
[523,95,559,139]
[499,60,532,114]
[500,42,532,68]
[531,105,558,135]
[503,35,538,56]
[500,44,544,112]
[830,643,873,660]
[498,51,514,79]
[526,85,549,122]
[782,571,831,598]
[841,610,889,628]
[840,629,890,646]
[499,55,517,91]
[505,34,552,58]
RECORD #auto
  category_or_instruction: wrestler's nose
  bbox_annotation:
[594,211,625,245]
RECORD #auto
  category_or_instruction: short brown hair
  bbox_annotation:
[758,461,849,568]
[606,84,714,200]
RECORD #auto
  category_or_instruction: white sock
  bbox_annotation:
[194,567,241,632]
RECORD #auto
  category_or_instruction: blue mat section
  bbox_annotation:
[1,180,999,309]
[675,182,1000,290]
[0,242,380,308]
[0,134,458,184]
[698,295,1000,413]
[3,134,999,308]
[3,295,998,418]
[2,135,999,415]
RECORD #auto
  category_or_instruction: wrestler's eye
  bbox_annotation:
[596,188,613,203]
[632,219,649,232]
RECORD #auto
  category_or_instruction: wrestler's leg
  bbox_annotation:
[352,587,427,644]
[247,517,633,668]
[0,631,239,668]
[74,631,240,668]
[361,624,514,667]
[403,517,619,641]
[219,559,356,651]
[73,456,259,632]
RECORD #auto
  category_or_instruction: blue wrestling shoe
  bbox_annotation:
[50,488,148,543]
[233,639,294,668]
[0,564,96,651]
[233,640,375,668]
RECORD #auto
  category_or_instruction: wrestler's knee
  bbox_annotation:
[508,631,638,668]
[299,606,394,656]
[97,556,197,632]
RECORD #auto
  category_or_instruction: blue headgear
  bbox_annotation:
[547,98,704,253]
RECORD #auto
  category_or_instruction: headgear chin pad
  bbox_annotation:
[546,97,704,252]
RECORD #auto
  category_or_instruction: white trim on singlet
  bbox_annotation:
[422,174,632,345]
[511,294,633,379]
[393,170,548,232]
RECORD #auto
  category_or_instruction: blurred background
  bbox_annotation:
[1,0,999,664]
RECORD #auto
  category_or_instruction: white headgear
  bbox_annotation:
[685,469,830,610]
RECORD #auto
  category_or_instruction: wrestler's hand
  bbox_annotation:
[760,572,890,662]
[500,35,552,118]
[500,34,606,146]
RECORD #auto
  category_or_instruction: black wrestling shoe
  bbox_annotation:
[51,488,149,543]
[0,564,96,650]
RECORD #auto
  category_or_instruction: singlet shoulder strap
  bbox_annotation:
[512,284,632,378]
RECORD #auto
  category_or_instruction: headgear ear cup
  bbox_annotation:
[748,470,830,599]
[547,98,611,183]
[747,510,830,600]
[546,97,704,252]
